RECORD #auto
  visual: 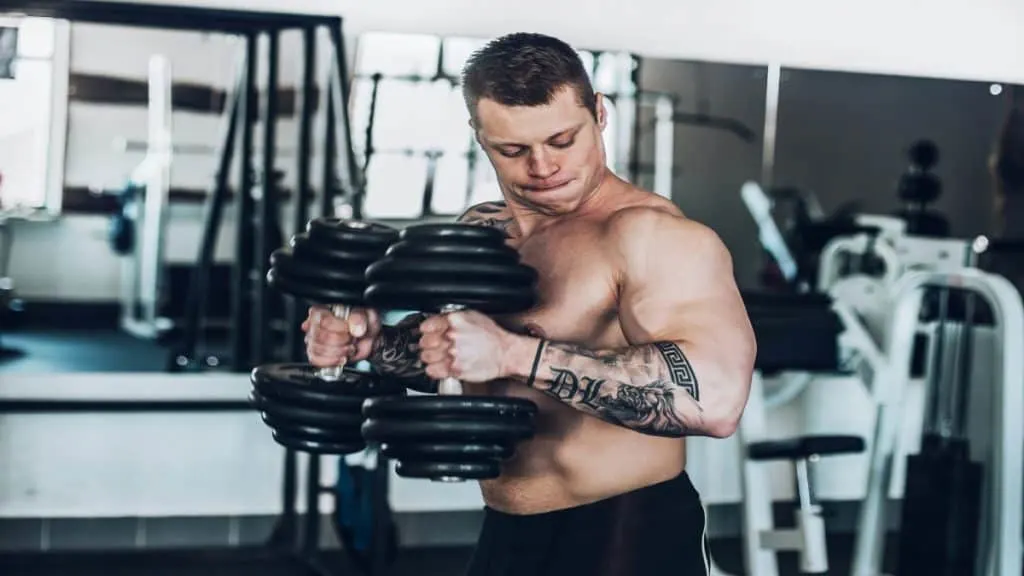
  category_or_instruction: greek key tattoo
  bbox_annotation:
[369,313,432,389]
[458,201,515,237]
[531,341,704,437]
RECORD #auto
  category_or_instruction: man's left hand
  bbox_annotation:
[418,311,520,383]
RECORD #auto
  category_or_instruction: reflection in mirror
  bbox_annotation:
[349,31,637,221]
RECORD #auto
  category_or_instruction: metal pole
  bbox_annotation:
[231,33,257,372]
[760,64,782,188]
[171,59,243,371]
[321,66,337,218]
[328,21,365,219]
[289,26,316,362]
[253,30,280,366]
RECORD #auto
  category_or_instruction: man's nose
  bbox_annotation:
[528,149,559,179]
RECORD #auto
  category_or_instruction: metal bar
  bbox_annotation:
[361,73,383,173]
[760,64,782,187]
[1,0,340,33]
[328,22,365,219]
[289,26,316,363]
[320,67,337,218]
[0,399,252,413]
[172,58,243,372]
[231,33,257,372]
[629,59,643,185]
[302,455,321,556]
[254,30,280,366]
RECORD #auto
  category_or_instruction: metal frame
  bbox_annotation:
[0,2,373,575]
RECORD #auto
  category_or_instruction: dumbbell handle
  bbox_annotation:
[439,303,465,395]
[316,304,350,381]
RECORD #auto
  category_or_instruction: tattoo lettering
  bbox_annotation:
[533,341,706,437]
[655,342,700,401]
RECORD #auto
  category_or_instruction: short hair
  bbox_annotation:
[994,106,1024,195]
[461,32,597,124]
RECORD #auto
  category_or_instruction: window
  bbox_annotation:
[349,32,636,220]
[0,16,70,215]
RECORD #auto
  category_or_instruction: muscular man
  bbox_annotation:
[303,32,756,575]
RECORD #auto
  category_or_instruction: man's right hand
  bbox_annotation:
[302,306,382,368]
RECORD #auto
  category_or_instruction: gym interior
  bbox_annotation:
[1,1,1022,575]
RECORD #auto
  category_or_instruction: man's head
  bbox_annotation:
[461,33,609,214]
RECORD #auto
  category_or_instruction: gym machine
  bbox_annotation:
[2,2,368,575]
[114,54,175,340]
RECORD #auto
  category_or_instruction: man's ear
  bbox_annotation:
[596,93,608,131]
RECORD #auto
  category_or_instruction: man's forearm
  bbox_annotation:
[368,313,431,385]
[507,336,738,438]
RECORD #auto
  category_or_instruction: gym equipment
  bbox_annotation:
[0,208,27,361]
[893,139,950,238]
[361,223,540,481]
[115,54,175,340]
[250,217,403,455]
[711,291,865,576]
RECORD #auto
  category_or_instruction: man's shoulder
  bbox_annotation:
[605,201,727,264]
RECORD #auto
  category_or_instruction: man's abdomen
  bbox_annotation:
[481,391,688,515]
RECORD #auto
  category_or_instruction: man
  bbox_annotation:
[303,32,756,575]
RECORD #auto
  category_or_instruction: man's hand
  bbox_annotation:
[302,306,382,367]
[418,311,519,383]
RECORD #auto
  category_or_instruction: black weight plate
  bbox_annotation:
[271,430,366,455]
[268,269,367,305]
[363,395,538,419]
[363,283,536,314]
[252,392,365,427]
[291,233,388,265]
[399,224,506,245]
[381,442,513,461]
[394,460,500,480]
[260,414,361,440]
[361,417,534,442]
[385,240,518,262]
[365,257,537,285]
[271,248,368,284]
[306,218,398,246]
[269,266,368,299]
[251,363,381,397]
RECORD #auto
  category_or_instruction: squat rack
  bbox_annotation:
[0,0,369,574]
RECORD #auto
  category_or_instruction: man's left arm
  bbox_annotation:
[504,210,756,438]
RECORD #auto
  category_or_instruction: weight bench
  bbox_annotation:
[720,292,865,576]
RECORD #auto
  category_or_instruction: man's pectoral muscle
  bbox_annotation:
[511,339,706,437]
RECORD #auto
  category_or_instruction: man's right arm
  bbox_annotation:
[365,200,511,386]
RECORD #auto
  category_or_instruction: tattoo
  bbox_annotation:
[369,313,433,390]
[458,201,515,237]
[532,341,704,437]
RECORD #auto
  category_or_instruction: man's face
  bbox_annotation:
[472,85,608,215]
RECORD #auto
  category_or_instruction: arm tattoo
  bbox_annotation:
[458,201,515,237]
[530,341,704,437]
[368,313,434,391]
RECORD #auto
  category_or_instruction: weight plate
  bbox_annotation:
[271,430,366,455]
[385,241,518,262]
[363,283,536,314]
[251,363,381,396]
[260,414,362,440]
[268,269,367,306]
[270,249,368,284]
[394,460,500,480]
[363,395,538,419]
[381,442,513,461]
[290,233,385,266]
[306,218,398,246]
[365,257,538,285]
[399,224,506,245]
[361,417,535,442]
[251,392,365,427]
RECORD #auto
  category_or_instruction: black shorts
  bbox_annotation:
[464,471,710,576]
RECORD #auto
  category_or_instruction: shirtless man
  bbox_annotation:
[303,32,756,576]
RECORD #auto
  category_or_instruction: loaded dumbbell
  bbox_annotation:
[360,224,540,482]
[249,217,405,455]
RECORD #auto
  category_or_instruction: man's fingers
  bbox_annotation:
[419,314,449,334]
[418,331,446,350]
[425,361,453,381]
[420,347,450,364]
[347,309,369,337]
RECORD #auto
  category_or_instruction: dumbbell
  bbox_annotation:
[360,224,540,481]
[249,217,405,455]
